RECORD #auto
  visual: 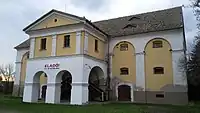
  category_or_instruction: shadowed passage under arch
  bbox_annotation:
[88,66,105,102]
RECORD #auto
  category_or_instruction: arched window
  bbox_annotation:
[153,41,163,48]
[153,67,164,74]
[120,67,129,75]
[120,43,128,51]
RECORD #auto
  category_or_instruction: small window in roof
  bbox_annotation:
[123,24,137,29]
[128,16,141,21]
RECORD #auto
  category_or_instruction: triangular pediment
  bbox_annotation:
[24,10,84,31]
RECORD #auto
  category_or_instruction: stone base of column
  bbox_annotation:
[45,83,61,104]
[70,83,88,105]
[12,85,19,97]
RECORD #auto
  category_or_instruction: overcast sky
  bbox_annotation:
[0,0,197,64]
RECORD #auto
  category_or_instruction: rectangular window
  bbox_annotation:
[154,67,164,74]
[95,39,98,52]
[40,38,46,50]
[64,35,70,47]
[120,68,129,75]
[153,41,163,48]
[156,94,164,98]
[120,44,128,51]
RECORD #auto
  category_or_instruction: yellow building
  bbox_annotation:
[13,6,188,105]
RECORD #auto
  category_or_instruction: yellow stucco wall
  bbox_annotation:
[40,73,47,85]
[31,13,79,30]
[145,38,173,91]
[87,33,105,60]
[112,42,136,83]
[20,52,29,85]
[34,36,52,58]
[56,32,76,56]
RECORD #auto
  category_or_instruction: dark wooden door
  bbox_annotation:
[118,85,131,101]
[41,85,47,99]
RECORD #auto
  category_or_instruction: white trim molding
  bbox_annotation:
[25,11,84,32]
[84,32,88,54]
[29,38,35,58]
[135,52,145,90]
[76,31,82,54]
[51,35,57,56]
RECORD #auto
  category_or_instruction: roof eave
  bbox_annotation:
[85,19,108,37]
[110,27,183,38]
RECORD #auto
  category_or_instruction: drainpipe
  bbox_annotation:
[144,51,147,104]
[106,36,111,101]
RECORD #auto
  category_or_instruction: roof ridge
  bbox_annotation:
[93,6,182,23]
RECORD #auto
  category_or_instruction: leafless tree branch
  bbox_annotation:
[0,64,14,82]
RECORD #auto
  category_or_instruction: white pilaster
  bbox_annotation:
[84,32,89,54]
[14,62,22,85]
[76,31,81,54]
[29,38,35,58]
[135,52,145,90]
[13,49,29,96]
[51,35,57,56]
[70,83,88,105]
[23,83,39,103]
[45,83,61,104]
[172,50,187,85]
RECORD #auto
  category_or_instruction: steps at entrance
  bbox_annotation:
[89,82,107,102]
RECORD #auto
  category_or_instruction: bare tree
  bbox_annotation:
[0,64,14,94]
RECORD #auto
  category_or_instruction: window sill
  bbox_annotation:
[63,46,71,49]
[120,74,129,76]
[40,49,47,51]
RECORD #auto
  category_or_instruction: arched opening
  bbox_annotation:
[19,52,29,96]
[118,85,131,101]
[144,38,173,91]
[112,41,136,83]
[88,66,105,102]
[32,71,47,102]
[56,70,72,103]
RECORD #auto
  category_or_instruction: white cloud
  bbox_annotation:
[0,0,197,64]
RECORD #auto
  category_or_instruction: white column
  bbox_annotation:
[12,61,22,96]
[135,52,145,90]
[71,83,88,105]
[51,35,57,56]
[13,49,29,96]
[45,83,61,104]
[76,31,81,54]
[29,38,35,58]
[84,32,89,54]
[172,50,187,85]
[23,83,39,103]
[14,62,21,86]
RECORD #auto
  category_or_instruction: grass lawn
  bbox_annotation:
[0,96,200,113]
